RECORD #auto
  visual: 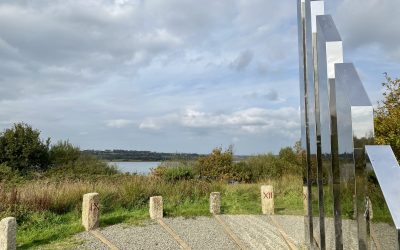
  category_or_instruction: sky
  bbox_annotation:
[0,0,399,155]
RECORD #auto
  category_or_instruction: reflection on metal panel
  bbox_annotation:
[335,63,375,250]
[316,14,343,250]
[366,145,400,250]
[310,1,324,33]
[297,0,316,246]
[311,2,325,248]
[366,146,400,230]
[297,1,400,250]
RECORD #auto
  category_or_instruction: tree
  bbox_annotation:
[374,73,400,160]
[0,123,50,172]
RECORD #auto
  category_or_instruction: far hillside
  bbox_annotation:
[82,149,249,162]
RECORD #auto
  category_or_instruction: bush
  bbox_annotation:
[46,154,118,179]
[231,162,254,183]
[245,153,282,179]
[195,147,233,180]
[0,123,50,173]
[49,141,81,166]
[0,163,21,182]
[162,166,195,182]
[151,161,195,182]
[374,73,400,160]
[278,147,302,176]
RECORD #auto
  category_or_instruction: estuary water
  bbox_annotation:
[107,161,161,175]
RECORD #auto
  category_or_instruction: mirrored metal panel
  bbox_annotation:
[335,63,375,250]
[310,2,325,248]
[316,14,343,250]
[366,146,400,250]
[297,0,316,246]
[298,2,400,250]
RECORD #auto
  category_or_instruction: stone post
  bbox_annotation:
[210,192,221,214]
[0,217,16,250]
[261,185,274,215]
[149,196,163,219]
[82,193,100,231]
[303,186,308,216]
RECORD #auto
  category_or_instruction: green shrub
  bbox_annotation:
[231,162,254,183]
[0,163,25,182]
[49,141,81,166]
[151,161,196,182]
[245,153,282,179]
[162,166,195,182]
[0,123,50,173]
[195,147,233,180]
[46,154,118,179]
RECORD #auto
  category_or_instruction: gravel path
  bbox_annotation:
[75,231,109,250]
[163,216,238,250]
[100,221,179,250]
[371,222,398,250]
[221,215,289,250]
[75,221,179,250]
[272,215,306,248]
[74,215,398,250]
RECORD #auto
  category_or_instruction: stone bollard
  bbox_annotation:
[82,193,100,231]
[303,186,308,216]
[366,196,373,220]
[0,217,16,250]
[149,196,163,219]
[261,185,274,215]
[210,192,221,214]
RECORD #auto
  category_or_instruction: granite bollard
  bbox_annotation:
[261,185,274,215]
[210,192,221,214]
[149,196,163,219]
[82,193,100,231]
[0,217,16,250]
[303,186,308,216]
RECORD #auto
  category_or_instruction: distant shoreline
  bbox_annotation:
[106,160,162,163]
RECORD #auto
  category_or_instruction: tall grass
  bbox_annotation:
[0,175,224,220]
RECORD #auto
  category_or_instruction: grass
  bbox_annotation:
[16,208,150,249]
[1,174,392,249]
[17,212,82,249]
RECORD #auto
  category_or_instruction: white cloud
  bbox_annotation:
[138,120,160,130]
[106,119,133,128]
[335,0,400,61]
[1,0,375,154]
[243,89,279,101]
[139,107,299,136]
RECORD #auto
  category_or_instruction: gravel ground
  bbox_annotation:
[221,215,289,250]
[75,231,109,250]
[272,215,306,248]
[301,217,398,250]
[371,222,398,250]
[163,216,238,250]
[74,215,397,250]
[100,221,180,250]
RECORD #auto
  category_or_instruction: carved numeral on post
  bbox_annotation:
[263,192,273,199]
[90,202,99,212]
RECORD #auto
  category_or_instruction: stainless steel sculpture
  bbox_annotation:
[297,0,400,249]
[366,146,400,250]
[316,14,344,250]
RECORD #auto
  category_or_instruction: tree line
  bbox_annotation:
[82,149,203,162]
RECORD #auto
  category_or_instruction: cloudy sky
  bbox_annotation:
[0,0,398,155]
